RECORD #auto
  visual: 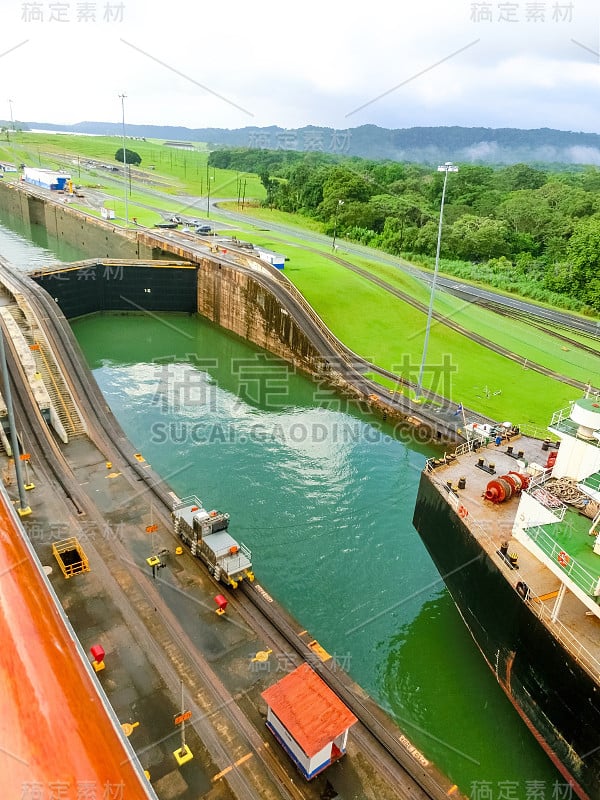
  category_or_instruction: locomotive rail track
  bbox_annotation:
[0,259,459,799]
[473,299,600,357]
[0,272,290,800]
[285,243,593,393]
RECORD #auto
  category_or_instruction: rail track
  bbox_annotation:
[293,244,593,393]
[0,278,292,800]
[0,260,461,799]
[473,299,600,357]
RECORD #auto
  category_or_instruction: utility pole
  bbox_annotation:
[332,199,344,250]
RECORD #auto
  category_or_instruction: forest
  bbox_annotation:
[209,148,600,314]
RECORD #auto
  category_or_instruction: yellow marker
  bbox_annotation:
[106,461,112,469]
[173,745,193,765]
[307,640,332,662]
[251,649,272,663]
[175,546,183,555]
[121,721,140,737]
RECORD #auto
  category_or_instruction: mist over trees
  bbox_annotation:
[210,149,600,312]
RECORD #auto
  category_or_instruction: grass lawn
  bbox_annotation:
[2,133,266,202]
[222,230,595,426]
[219,201,326,234]
[224,228,596,381]
[102,200,163,228]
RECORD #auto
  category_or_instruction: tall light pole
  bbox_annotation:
[415,161,458,400]
[7,99,14,153]
[119,93,129,227]
[206,161,214,218]
[332,199,344,250]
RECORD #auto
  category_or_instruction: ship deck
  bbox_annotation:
[426,433,600,684]
[538,511,598,574]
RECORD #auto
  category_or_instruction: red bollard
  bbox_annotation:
[91,644,106,672]
[214,595,228,616]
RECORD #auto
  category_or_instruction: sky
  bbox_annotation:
[1,0,599,134]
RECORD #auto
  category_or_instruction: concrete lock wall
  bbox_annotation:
[1,181,336,372]
[0,181,316,372]
[0,180,30,220]
[0,181,162,260]
[197,259,325,373]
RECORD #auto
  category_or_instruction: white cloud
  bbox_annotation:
[0,0,599,133]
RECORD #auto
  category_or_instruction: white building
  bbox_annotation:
[255,247,285,270]
[23,168,70,191]
[261,663,357,779]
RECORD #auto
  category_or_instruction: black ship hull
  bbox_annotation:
[413,473,600,800]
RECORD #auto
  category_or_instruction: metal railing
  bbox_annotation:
[550,405,573,428]
[524,525,599,596]
[549,403,600,449]
[582,472,600,493]
[525,472,568,522]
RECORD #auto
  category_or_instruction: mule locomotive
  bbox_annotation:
[172,495,254,588]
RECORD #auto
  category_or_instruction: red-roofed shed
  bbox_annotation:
[261,663,358,779]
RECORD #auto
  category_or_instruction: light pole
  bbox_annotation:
[119,93,129,227]
[6,99,15,153]
[206,161,210,216]
[332,199,344,250]
[415,161,458,400]
[206,165,214,218]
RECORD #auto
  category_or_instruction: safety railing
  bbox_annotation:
[524,525,599,596]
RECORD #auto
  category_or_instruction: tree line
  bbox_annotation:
[209,148,600,313]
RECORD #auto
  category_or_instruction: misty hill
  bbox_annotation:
[14,121,600,166]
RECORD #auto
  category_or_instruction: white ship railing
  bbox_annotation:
[426,425,534,472]
[527,469,553,489]
[525,473,568,522]
[425,437,479,471]
[426,467,600,684]
[524,525,599,596]
[550,404,574,428]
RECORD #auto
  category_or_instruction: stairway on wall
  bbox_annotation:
[7,296,86,439]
